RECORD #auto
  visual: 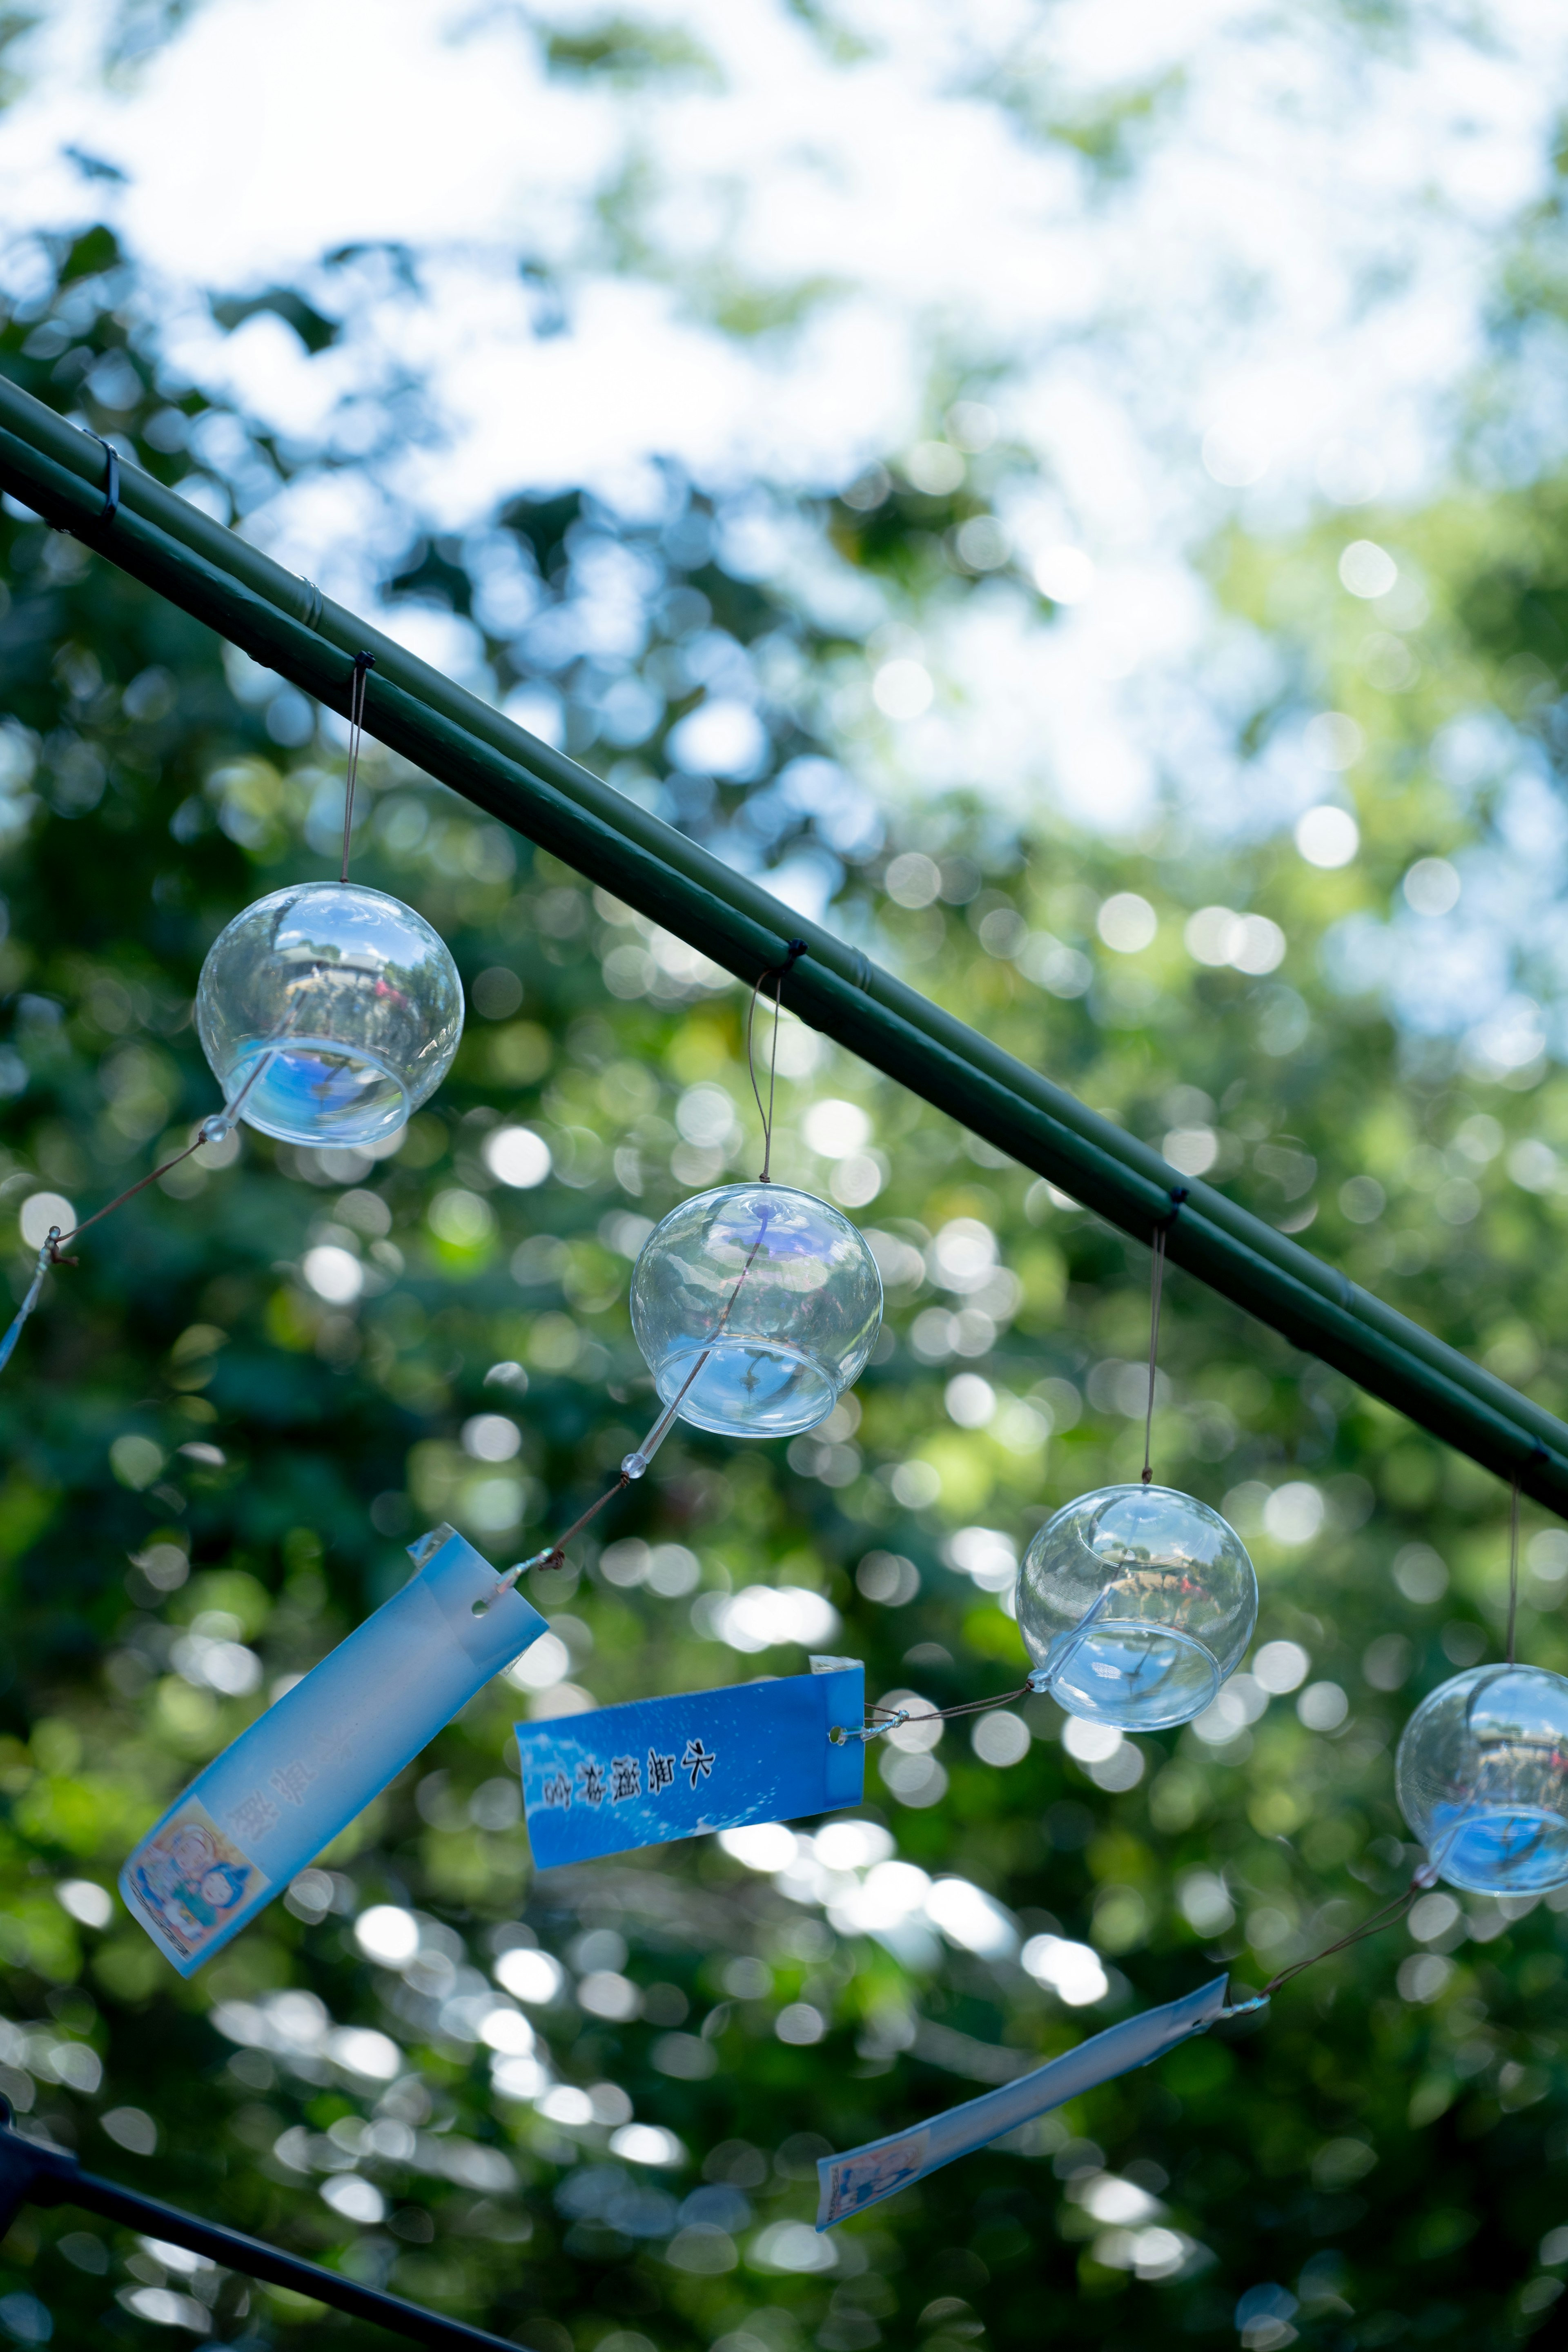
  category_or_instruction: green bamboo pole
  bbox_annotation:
[2,376,1564,1513]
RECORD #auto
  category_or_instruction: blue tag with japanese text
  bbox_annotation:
[815,1975,1230,2227]
[515,1660,865,1867]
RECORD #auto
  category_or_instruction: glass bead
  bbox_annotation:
[196,881,463,1147]
[1017,1483,1258,1731]
[1396,1664,1568,1895]
[629,1183,882,1439]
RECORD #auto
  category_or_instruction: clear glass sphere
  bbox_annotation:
[1017,1483,1258,1731]
[196,882,463,1147]
[1396,1664,1568,1894]
[630,1183,883,1439]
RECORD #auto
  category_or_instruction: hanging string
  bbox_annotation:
[746,940,807,1183]
[1252,1783,1497,1996]
[481,1250,778,1604]
[49,1043,279,1262]
[1253,1864,1435,1999]
[50,1114,232,1259]
[340,652,375,885]
[643,946,809,1432]
[1142,1228,1167,1486]
[1,1119,225,1373]
[1508,1466,1522,1670]
[1141,1189,1186,1486]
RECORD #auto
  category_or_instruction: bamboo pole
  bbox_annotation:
[2,377,1564,1512]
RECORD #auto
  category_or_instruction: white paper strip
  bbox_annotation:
[816,1974,1230,2228]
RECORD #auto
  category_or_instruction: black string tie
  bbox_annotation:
[95,436,120,524]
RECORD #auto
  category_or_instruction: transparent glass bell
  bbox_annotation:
[629,1183,882,1439]
[1018,1483,1258,1731]
[1396,1664,1568,1895]
[196,881,463,1148]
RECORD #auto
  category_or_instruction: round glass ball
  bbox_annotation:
[1017,1483,1258,1731]
[1396,1664,1568,1895]
[630,1183,883,1439]
[196,881,463,1147]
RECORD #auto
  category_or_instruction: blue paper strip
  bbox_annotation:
[815,1975,1230,2227]
[120,1527,546,1976]
[516,1660,865,1867]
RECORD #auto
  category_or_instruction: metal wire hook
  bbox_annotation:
[829,1710,910,1747]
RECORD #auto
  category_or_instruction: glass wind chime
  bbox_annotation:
[1,655,463,1372]
[487,940,883,1576]
[196,655,464,1146]
[841,1205,1260,1760]
[1395,1474,1568,1895]
[1016,1209,1256,1731]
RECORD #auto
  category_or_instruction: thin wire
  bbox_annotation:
[0,1128,218,1377]
[1508,1468,1522,1670]
[51,1049,274,1256]
[340,652,374,885]
[490,1250,773,1590]
[498,1218,783,1588]
[534,1474,635,1566]
[1259,1870,1430,1997]
[746,940,806,1182]
[52,1116,227,1255]
[1142,1225,1167,1486]
[868,1686,1033,1724]
[1139,1189,1187,1484]
[480,1382,700,1600]
[835,1683,1036,1742]
[0,1052,280,1379]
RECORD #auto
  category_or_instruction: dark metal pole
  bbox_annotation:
[0,2107,517,2348]
[1,376,1566,1512]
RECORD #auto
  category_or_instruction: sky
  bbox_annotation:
[3,0,1568,843]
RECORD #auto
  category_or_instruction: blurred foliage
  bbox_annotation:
[2,225,1568,2352]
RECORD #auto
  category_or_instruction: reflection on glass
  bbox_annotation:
[630,1184,882,1439]
[1018,1484,1258,1732]
[1397,1664,1568,1894]
[196,881,463,1147]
